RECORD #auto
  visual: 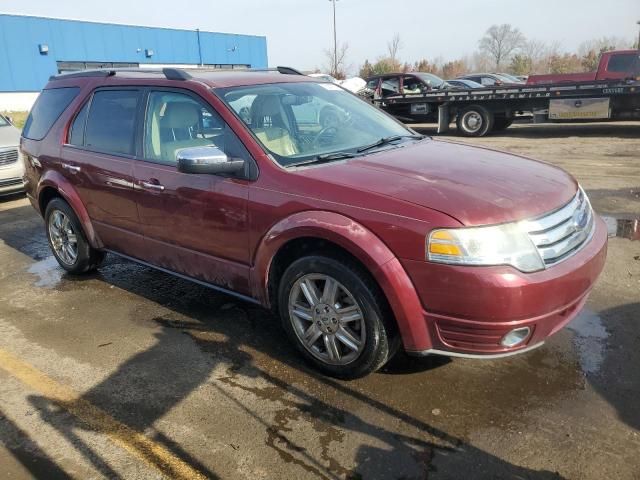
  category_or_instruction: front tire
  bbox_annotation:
[278,255,396,379]
[45,198,105,274]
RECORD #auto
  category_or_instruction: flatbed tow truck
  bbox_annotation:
[374,49,640,136]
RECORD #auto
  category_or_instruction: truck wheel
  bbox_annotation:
[278,255,397,379]
[45,198,105,274]
[493,117,514,131]
[456,105,494,137]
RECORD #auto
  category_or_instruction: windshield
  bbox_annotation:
[218,82,414,167]
[414,73,446,89]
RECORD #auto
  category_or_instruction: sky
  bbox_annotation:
[1,0,639,73]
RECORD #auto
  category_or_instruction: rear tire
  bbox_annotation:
[45,198,105,274]
[456,105,494,137]
[278,255,397,379]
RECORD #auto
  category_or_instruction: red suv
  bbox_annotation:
[21,67,607,378]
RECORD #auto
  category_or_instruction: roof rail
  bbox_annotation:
[49,65,305,82]
[48,70,116,81]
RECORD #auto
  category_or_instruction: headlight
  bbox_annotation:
[427,221,544,273]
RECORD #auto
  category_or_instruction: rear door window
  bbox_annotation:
[85,90,141,156]
[23,87,79,140]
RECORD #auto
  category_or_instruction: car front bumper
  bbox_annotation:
[401,215,608,357]
[0,150,25,195]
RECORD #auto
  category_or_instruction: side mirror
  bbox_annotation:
[5,116,13,124]
[176,146,245,175]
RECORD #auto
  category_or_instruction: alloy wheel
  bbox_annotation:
[48,210,78,265]
[288,273,366,365]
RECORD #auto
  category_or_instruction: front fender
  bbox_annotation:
[251,211,431,351]
[37,171,103,249]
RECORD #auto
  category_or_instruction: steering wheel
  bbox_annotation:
[311,125,338,148]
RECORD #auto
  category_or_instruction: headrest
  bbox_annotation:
[162,102,200,129]
[255,96,282,117]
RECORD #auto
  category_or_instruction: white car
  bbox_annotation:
[0,115,24,196]
[308,73,367,94]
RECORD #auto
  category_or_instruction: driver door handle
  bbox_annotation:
[61,163,81,174]
[141,180,165,192]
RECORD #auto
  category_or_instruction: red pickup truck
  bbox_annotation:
[527,50,640,85]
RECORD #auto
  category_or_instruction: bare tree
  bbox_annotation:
[387,33,402,64]
[324,42,349,79]
[479,24,526,69]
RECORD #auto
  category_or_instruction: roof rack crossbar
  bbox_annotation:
[162,68,192,81]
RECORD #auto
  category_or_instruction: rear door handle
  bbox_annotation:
[61,163,81,174]
[141,180,165,192]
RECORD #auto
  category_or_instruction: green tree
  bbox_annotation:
[413,59,438,74]
[359,60,374,79]
[548,54,582,74]
[509,55,532,75]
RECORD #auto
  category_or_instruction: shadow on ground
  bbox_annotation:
[0,201,568,479]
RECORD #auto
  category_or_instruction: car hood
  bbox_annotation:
[0,125,20,148]
[298,139,577,226]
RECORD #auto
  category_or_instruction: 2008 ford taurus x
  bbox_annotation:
[21,67,607,378]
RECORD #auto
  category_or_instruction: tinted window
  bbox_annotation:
[85,90,140,155]
[480,77,497,86]
[144,90,249,165]
[23,87,79,140]
[608,53,640,73]
[68,101,89,146]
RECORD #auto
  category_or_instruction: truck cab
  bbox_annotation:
[527,50,640,85]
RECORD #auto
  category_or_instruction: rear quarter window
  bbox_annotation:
[23,87,80,140]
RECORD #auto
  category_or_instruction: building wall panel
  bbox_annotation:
[0,14,268,93]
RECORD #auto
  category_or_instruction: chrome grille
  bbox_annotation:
[524,189,594,266]
[0,148,19,166]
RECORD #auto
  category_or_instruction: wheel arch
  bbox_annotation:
[37,171,103,249]
[252,211,431,351]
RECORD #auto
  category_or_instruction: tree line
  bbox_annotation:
[325,24,638,79]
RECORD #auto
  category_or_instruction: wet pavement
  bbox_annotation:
[1,123,639,479]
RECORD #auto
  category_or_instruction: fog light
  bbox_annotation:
[500,327,531,347]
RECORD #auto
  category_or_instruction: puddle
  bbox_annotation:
[567,308,609,375]
[602,216,640,241]
[28,256,64,288]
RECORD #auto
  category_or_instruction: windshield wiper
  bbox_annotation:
[357,134,424,153]
[287,151,356,168]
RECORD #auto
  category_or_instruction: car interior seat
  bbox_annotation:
[250,96,299,157]
[154,101,213,162]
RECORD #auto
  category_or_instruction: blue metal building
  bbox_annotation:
[0,13,268,108]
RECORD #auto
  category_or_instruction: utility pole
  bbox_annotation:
[329,0,339,76]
